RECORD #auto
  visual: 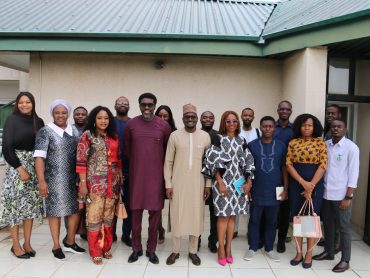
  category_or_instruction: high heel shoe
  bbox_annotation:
[10,247,30,259]
[23,244,36,257]
[218,258,227,266]
[226,257,233,264]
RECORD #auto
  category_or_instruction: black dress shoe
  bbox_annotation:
[189,253,201,266]
[121,236,132,247]
[10,247,30,259]
[332,261,350,273]
[128,250,143,263]
[277,241,286,253]
[312,251,334,261]
[208,242,217,253]
[166,253,180,265]
[146,251,159,264]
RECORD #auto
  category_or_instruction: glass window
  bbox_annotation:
[328,58,350,95]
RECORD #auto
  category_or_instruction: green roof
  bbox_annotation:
[263,0,370,38]
[0,0,275,41]
[0,0,369,56]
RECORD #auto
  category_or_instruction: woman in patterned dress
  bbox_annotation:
[34,99,85,260]
[286,113,327,269]
[203,111,255,266]
[77,106,123,265]
[0,92,44,259]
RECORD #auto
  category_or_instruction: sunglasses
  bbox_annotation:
[225,120,239,125]
[139,102,155,108]
[183,115,197,120]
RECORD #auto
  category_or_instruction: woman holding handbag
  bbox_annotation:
[76,106,123,265]
[286,113,327,269]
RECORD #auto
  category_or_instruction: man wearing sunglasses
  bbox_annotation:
[124,93,172,264]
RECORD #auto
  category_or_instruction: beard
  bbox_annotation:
[116,109,128,116]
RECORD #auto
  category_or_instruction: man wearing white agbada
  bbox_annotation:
[164,103,211,266]
[34,99,85,260]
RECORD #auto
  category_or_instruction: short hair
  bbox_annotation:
[278,100,292,108]
[241,107,254,115]
[292,113,323,138]
[332,119,347,127]
[155,105,177,132]
[85,106,117,139]
[138,92,157,105]
[326,104,341,111]
[260,116,275,125]
[201,111,214,117]
[219,111,240,136]
[73,106,88,113]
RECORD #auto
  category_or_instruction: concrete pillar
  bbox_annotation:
[282,47,328,124]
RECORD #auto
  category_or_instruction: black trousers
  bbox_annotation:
[277,199,290,242]
[208,192,218,245]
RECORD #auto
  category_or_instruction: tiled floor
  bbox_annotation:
[1,205,370,278]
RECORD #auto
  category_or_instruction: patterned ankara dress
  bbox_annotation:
[203,135,255,216]
[33,123,79,217]
[0,113,44,227]
[76,130,121,258]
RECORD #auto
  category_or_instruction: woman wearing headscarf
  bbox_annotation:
[77,106,123,265]
[34,99,85,260]
[0,92,44,259]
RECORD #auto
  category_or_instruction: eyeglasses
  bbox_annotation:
[115,102,129,106]
[139,102,155,108]
[183,115,197,120]
[225,120,239,125]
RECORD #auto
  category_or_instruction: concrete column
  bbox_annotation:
[282,47,328,124]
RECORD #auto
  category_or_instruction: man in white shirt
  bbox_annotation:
[239,108,260,144]
[313,119,359,273]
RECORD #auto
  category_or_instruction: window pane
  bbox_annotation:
[328,58,349,95]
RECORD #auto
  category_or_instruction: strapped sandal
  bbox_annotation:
[103,252,113,259]
[92,256,103,265]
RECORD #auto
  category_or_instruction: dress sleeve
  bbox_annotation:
[2,115,21,169]
[317,139,328,170]
[286,139,295,166]
[33,127,49,158]
[201,136,230,179]
[242,147,255,180]
[76,131,90,174]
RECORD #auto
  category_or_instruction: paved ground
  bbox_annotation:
[1,203,370,278]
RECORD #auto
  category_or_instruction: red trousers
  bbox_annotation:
[86,194,116,257]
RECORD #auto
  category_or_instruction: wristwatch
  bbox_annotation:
[344,195,353,200]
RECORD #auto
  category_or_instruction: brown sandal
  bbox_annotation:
[103,252,113,259]
[92,256,103,265]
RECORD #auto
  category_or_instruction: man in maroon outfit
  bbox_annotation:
[124,92,171,264]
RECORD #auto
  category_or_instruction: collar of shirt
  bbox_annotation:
[328,136,346,147]
[48,122,73,137]
[275,120,292,128]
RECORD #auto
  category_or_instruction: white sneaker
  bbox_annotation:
[243,249,255,261]
[266,250,280,262]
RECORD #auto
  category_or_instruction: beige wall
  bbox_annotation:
[282,47,328,123]
[29,53,283,128]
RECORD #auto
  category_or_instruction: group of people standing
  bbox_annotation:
[0,92,359,273]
